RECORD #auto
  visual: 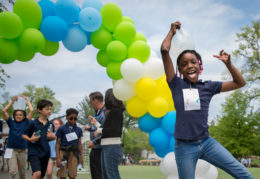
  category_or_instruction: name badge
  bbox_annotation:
[4,148,13,159]
[182,88,201,111]
[65,132,78,142]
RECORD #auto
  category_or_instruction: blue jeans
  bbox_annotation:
[175,137,254,179]
[101,144,123,179]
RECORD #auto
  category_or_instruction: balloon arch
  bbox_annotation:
[0,0,217,178]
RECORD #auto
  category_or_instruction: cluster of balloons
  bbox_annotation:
[160,152,218,179]
[0,0,103,64]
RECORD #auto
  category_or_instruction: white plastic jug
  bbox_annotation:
[171,28,195,60]
[13,97,26,110]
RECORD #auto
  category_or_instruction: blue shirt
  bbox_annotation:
[56,123,82,147]
[89,106,106,149]
[49,132,56,158]
[7,117,28,149]
[168,75,222,140]
[23,118,54,157]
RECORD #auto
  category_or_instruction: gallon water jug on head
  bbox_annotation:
[13,96,26,111]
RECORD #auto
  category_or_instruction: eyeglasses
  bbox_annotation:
[68,117,78,121]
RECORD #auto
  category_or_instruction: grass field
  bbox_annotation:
[78,165,260,179]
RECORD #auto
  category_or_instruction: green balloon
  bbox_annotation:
[115,21,136,45]
[100,3,122,32]
[97,50,110,67]
[90,26,113,50]
[0,11,23,39]
[40,39,59,56]
[13,0,42,29]
[128,40,150,63]
[106,40,127,62]
[19,28,46,53]
[135,32,147,42]
[122,16,134,25]
[17,45,35,62]
[106,62,123,80]
[0,38,18,64]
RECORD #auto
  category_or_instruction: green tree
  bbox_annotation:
[123,128,153,162]
[22,84,62,118]
[76,96,95,125]
[233,21,260,99]
[0,65,10,89]
[211,90,260,158]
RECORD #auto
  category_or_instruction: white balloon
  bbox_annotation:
[120,58,144,83]
[195,159,211,176]
[171,28,195,60]
[201,164,218,179]
[159,159,168,176]
[112,79,136,101]
[167,175,179,179]
[162,152,178,176]
[143,57,164,80]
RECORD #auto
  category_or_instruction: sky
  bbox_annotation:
[1,0,260,120]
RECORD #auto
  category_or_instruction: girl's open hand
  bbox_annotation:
[12,96,18,103]
[213,50,231,66]
[170,21,181,34]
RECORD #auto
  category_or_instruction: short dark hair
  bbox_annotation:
[105,88,125,111]
[177,50,203,71]
[89,91,103,102]
[66,108,78,116]
[13,110,26,120]
[37,99,53,110]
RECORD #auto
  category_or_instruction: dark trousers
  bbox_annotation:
[90,148,102,179]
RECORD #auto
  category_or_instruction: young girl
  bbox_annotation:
[89,88,125,179]
[2,95,33,179]
[161,21,254,179]
[46,118,63,179]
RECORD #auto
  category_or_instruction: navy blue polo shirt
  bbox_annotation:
[23,118,54,157]
[7,117,29,149]
[56,123,82,147]
[168,75,222,140]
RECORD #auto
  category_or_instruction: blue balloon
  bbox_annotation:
[85,31,92,45]
[40,16,68,42]
[169,136,175,151]
[149,127,171,149]
[154,145,174,158]
[38,0,55,19]
[138,113,161,133]
[55,0,80,25]
[79,7,102,32]
[161,111,176,134]
[82,0,103,11]
[62,25,88,52]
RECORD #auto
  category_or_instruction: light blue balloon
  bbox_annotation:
[40,16,68,42]
[82,0,103,11]
[55,0,80,25]
[161,111,176,134]
[79,7,102,32]
[154,145,173,158]
[149,127,171,150]
[38,0,55,19]
[138,113,161,133]
[62,25,88,52]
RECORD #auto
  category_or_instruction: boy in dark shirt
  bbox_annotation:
[56,108,83,179]
[22,99,56,179]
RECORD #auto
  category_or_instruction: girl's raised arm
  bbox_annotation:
[20,94,34,120]
[161,21,181,83]
[213,50,246,92]
[2,96,18,120]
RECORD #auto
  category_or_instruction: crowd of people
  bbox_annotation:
[0,88,125,179]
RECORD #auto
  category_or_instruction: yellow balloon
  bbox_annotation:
[147,96,169,118]
[126,96,147,118]
[168,98,176,111]
[135,77,157,100]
